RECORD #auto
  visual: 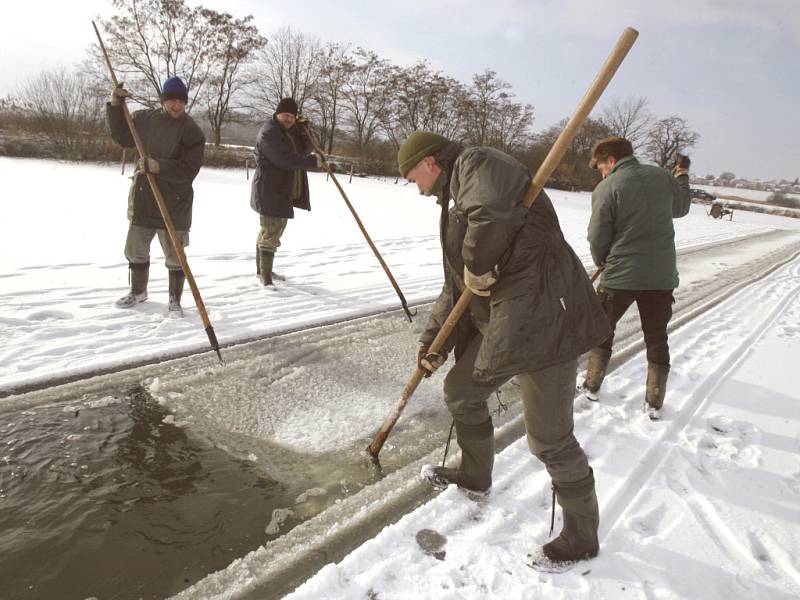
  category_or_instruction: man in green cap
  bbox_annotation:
[398,131,611,565]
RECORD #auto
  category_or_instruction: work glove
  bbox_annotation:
[137,156,160,174]
[417,344,447,378]
[464,265,497,297]
[672,154,690,177]
[671,166,689,177]
[110,82,130,106]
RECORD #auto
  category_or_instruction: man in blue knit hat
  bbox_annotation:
[106,76,205,316]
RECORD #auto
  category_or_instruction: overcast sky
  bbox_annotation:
[1,0,797,181]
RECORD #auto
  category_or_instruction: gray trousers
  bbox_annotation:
[257,215,288,253]
[124,224,188,270]
[443,334,590,485]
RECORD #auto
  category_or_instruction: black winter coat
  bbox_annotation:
[250,116,317,218]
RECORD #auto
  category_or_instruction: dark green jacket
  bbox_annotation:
[588,155,690,290]
[107,104,205,231]
[421,146,611,385]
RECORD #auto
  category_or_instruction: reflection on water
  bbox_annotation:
[0,386,294,600]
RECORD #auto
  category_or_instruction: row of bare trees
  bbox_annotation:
[2,0,700,188]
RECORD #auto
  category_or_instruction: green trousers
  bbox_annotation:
[443,334,591,485]
[257,215,289,253]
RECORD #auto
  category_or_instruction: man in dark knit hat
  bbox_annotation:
[250,97,321,285]
[106,76,205,317]
[398,131,610,566]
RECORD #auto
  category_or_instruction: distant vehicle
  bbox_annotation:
[689,188,716,203]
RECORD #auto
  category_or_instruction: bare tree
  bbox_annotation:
[248,26,322,116]
[463,69,510,146]
[600,95,651,152]
[308,42,352,155]
[340,48,392,159]
[490,96,534,154]
[94,0,215,110]
[528,116,612,190]
[645,116,700,167]
[15,66,105,155]
[201,10,266,145]
[380,61,467,149]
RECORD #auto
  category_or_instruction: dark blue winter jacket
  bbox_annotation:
[250,116,317,218]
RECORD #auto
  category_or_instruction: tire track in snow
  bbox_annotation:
[598,257,800,563]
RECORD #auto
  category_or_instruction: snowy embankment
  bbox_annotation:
[0,157,776,395]
[285,252,800,600]
[695,184,800,203]
[713,198,800,219]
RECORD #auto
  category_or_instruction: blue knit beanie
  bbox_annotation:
[161,77,188,103]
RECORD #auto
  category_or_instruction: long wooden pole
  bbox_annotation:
[302,125,416,322]
[367,26,639,459]
[92,21,223,364]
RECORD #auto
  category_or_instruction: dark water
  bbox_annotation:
[0,378,511,600]
[0,386,308,600]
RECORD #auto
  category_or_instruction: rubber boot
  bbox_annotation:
[259,249,274,286]
[115,262,149,307]
[580,348,612,398]
[429,419,494,493]
[168,269,185,316]
[543,469,599,563]
[645,362,670,420]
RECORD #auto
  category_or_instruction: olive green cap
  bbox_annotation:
[397,131,450,177]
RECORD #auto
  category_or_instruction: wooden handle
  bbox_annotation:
[367,27,639,459]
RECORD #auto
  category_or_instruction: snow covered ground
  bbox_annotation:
[3,157,800,600]
[0,157,779,395]
[287,250,800,600]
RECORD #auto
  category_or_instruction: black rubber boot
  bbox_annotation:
[580,348,612,396]
[542,469,600,563]
[428,419,493,493]
[168,269,185,316]
[645,362,670,419]
[259,249,274,286]
[116,261,149,307]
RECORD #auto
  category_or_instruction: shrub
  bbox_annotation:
[768,192,800,209]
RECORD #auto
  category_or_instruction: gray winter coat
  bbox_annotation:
[588,155,691,290]
[420,146,611,385]
[107,104,205,231]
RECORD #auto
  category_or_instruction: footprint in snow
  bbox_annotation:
[694,416,761,471]
[629,504,667,541]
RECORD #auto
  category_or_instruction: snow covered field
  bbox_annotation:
[3,157,800,600]
[0,157,779,394]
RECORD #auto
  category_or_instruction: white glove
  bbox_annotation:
[136,157,160,174]
[464,265,497,296]
[110,83,130,106]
